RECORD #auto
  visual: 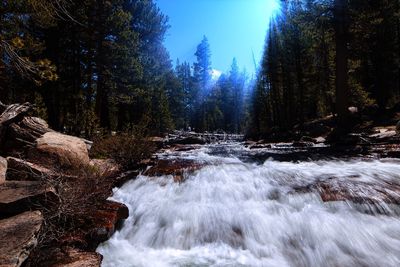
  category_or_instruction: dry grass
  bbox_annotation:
[23,163,114,266]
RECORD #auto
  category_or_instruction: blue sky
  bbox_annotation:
[156,0,280,76]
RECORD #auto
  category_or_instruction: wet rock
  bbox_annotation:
[316,179,400,208]
[249,143,272,149]
[170,144,202,152]
[0,156,6,184]
[6,157,55,181]
[45,247,102,267]
[35,132,90,168]
[387,150,400,158]
[168,136,206,145]
[0,211,43,267]
[0,181,58,216]
[144,159,206,182]
[87,200,129,245]
[113,170,140,187]
[243,140,256,147]
[292,141,314,148]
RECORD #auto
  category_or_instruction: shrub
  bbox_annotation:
[90,134,156,169]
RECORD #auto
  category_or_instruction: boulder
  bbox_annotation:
[0,156,6,184]
[6,157,55,181]
[396,121,400,134]
[0,211,43,267]
[0,181,58,216]
[144,159,206,182]
[35,132,90,168]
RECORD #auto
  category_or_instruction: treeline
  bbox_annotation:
[1,0,173,136]
[249,0,400,138]
[174,37,248,133]
[0,1,247,137]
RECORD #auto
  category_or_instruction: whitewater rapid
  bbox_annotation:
[98,144,400,267]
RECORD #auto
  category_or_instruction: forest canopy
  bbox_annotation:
[249,0,400,138]
[1,0,399,138]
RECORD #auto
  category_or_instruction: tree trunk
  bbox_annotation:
[334,0,350,127]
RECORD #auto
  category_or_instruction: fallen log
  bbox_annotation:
[0,102,32,126]
[0,102,34,151]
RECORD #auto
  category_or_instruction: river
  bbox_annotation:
[97,143,400,267]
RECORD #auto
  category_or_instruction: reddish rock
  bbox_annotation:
[144,159,206,182]
[87,200,129,244]
[45,247,102,267]
[58,231,88,249]
[0,211,43,267]
[316,179,400,205]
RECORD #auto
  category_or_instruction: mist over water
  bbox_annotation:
[98,144,400,267]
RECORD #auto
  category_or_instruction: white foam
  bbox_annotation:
[98,144,400,267]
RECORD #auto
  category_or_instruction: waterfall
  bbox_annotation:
[98,144,400,267]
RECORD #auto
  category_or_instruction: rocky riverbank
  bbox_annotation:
[2,102,400,266]
[0,102,135,267]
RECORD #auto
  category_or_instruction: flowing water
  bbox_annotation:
[98,143,400,267]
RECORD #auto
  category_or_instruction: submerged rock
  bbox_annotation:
[316,179,400,206]
[144,158,206,182]
[0,211,43,267]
